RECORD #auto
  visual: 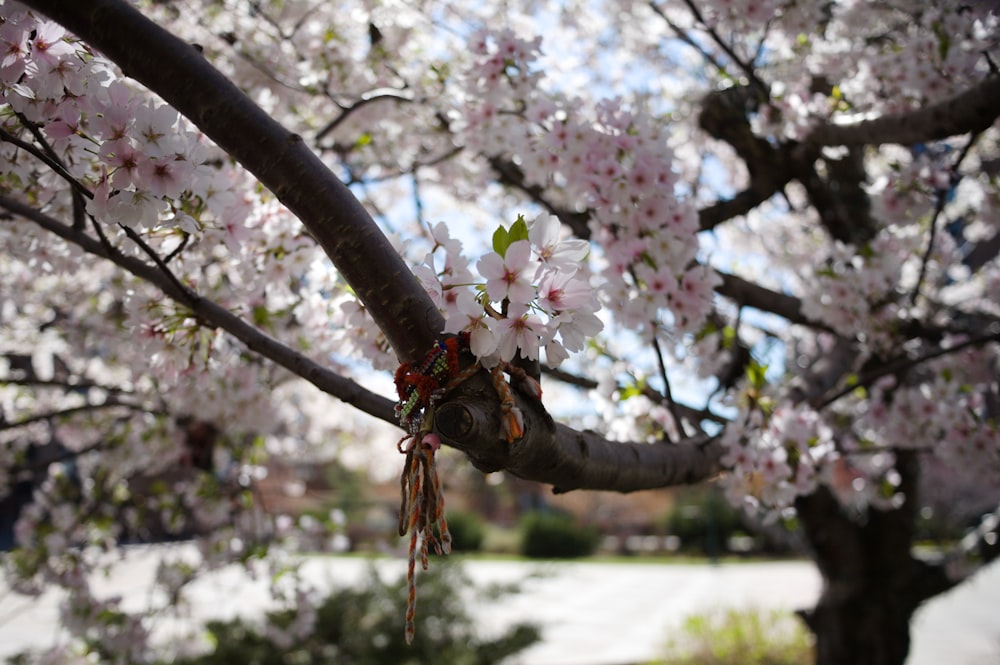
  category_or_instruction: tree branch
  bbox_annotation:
[0,195,399,427]
[433,376,723,493]
[0,401,151,432]
[806,75,1000,147]
[715,271,824,329]
[678,0,769,97]
[540,365,729,427]
[814,329,1000,410]
[911,130,983,304]
[315,87,415,143]
[487,155,592,238]
[964,230,1000,272]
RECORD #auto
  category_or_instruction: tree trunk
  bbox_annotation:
[796,453,953,665]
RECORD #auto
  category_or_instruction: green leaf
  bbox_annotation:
[745,360,768,389]
[508,214,529,243]
[720,324,737,349]
[620,377,646,400]
[492,224,510,257]
[252,304,271,326]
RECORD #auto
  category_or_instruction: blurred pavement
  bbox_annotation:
[1,545,998,664]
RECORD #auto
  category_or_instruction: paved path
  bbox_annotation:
[1,545,998,664]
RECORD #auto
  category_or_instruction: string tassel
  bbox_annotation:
[393,335,543,643]
[397,432,449,644]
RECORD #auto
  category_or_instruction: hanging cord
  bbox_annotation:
[392,334,542,643]
[396,426,449,644]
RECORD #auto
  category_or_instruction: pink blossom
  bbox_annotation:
[476,239,536,304]
[30,21,75,68]
[0,20,31,83]
[529,213,589,276]
[495,302,545,361]
[443,290,498,359]
[137,154,194,199]
[537,271,592,313]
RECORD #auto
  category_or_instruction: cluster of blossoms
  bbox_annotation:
[718,403,838,519]
[1,5,336,344]
[0,10,369,659]
[1,9,211,232]
[858,345,1000,487]
[798,228,918,346]
[798,147,969,348]
[749,3,996,141]
[455,29,720,344]
[414,214,601,366]
[720,336,1000,519]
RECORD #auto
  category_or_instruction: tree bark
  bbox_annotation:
[795,454,954,665]
[433,372,722,492]
[807,75,1000,148]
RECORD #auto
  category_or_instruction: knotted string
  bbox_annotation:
[397,428,449,644]
[393,334,543,643]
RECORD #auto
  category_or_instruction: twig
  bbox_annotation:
[540,364,728,426]
[118,223,199,309]
[910,131,982,305]
[0,125,94,203]
[0,376,135,396]
[650,330,683,442]
[0,400,149,432]
[315,88,414,142]
[647,1,727,75]
[411,170,425,230]
[13,112,90,229]
[163,230,190,264]
[815,330,1000,410]
[0,194,399,426]
[679,0,770,97]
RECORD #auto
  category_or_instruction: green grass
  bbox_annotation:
[652,607,814,665]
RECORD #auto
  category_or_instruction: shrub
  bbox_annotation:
[519,510,599,559]
[168,561,539,665]
[441,509,486,553]
[663,487,745,556]
[654,607,814,665]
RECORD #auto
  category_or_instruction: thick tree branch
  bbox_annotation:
[698,187,785,231]
[433,373,722,493]
[715,271,825,329]
[806,75,1000,147]
[487,156,592,238]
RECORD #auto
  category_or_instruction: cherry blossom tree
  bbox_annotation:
[1,1,998,664]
